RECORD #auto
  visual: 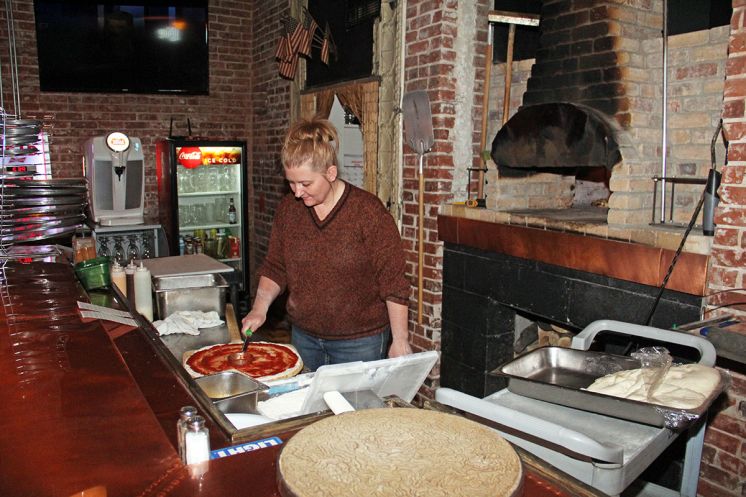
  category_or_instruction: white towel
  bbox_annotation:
[154,310,224,336]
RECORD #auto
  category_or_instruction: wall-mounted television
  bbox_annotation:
[33,0,208,95]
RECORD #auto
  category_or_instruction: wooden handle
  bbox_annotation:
[225,303,242,343]
[418,164,425,324]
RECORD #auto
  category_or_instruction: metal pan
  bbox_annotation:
[0,216,85,233]
[0,171,36,179]
[4,178,85,188]
[0,204,84,216]
[493,346,725,429]
[2,126,39,137]
[1,147,39,156]
[0,224,80,243]
[0,213,84,225]
[3,195,86,207]
[1,118,42,126]
[3,135,40,146]
[3,186,87,197]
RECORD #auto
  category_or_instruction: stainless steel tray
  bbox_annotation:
[493,346,725,428]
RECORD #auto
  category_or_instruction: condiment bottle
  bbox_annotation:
[134,261,153,321]
[110,261,127,298]
[177,405,198,463]
[125,262,137,304]
[184,415,210,465]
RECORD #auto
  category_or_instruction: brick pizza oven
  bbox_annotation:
[438,2,744,494]
[483,0,721,228]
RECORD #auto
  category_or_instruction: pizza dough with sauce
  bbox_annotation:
[586,363,720,409]
[183,341,303,382]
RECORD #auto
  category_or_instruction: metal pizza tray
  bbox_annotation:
[0,212,85,225]
[2,195,86,207]
[4,178,86,188]
[3,134,40,146]
[0,204,85,216]
[3,186,87,197]
[0,224,80,243]
[492,346,725,429]
[0,216,85,233]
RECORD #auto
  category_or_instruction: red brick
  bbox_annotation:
[726,143,746,162]
[722,165,746,185]
[717,205,746,226]
[724,78,746,98]
[704,427,742,457]
[723,120,746,139]
[720,185,746,204]
[707,266,739,287]
[697,477,741,497]
[716,450,746,478]
[699,462,742,490]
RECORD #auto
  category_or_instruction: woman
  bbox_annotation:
[241,116,412,371]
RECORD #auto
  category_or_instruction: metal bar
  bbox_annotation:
[670,182,676,221]
[659,0,669,223]
[477,22,494,201]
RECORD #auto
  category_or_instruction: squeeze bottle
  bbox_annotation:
[134,261,153,321]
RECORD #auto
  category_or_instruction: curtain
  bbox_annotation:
[301,79,379,193]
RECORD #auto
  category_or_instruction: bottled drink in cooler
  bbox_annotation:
[228,198,237,224]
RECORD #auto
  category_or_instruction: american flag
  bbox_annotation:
[289,19,306,52]
[320,35,330,65]
[278,52,299,80]
[274,34,292,62]
[300,10,318,57]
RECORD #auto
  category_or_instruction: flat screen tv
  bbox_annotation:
[33,0,208,95]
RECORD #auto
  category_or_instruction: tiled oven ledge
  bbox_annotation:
[440,204,713,256]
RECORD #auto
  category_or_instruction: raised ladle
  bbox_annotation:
[228,327,253,367]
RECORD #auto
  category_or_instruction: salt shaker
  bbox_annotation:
[184,415,211,465]
[177,405,198,463]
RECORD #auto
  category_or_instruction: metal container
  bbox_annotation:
[493,346,725,429]
[195,371,268,414]
[153,272,228,319]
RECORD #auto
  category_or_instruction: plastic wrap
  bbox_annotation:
[630,346,673,401]
[654,366,732,430]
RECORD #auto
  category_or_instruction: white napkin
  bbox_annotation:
[154,310,224,336]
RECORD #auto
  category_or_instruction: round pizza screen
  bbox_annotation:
[187,343,299,378]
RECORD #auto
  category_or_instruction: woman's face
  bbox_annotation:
[284,161,335,207]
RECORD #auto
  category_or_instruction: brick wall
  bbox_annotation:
[700,2,746,495]
[401,0,490,399]
[0,1,293,289]
[247,1,296,290]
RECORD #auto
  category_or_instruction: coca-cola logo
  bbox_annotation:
[178,147,202,168]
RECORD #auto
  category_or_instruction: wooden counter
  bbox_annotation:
[0,261,605,497]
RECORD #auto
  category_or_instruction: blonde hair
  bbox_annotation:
[281,116,339,172]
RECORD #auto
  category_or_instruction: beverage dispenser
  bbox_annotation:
[84,132,145,226]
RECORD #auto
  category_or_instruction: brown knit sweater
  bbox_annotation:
[258,182,410,339]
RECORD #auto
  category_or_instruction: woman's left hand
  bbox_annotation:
[388,337,413,358]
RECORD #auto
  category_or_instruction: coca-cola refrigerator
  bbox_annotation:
[155,139,249,292]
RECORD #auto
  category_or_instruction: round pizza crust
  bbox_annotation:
[183,341,303,382]
[278,408,523,497]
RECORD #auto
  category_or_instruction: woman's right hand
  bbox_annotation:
[241,310,266,337]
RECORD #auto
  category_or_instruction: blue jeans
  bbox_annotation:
[291,325,391,371]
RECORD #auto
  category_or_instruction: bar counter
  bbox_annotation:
[0,261,605,497]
